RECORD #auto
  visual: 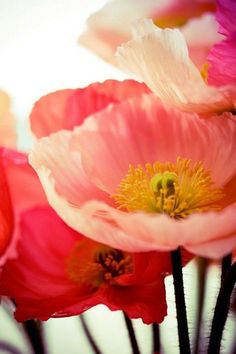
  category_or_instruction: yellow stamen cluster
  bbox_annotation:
[113,157,224,219]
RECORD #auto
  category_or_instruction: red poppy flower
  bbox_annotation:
[0,206,175,324]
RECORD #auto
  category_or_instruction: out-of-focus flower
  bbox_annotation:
[207,0,236,87]
[116,0,236,115]
[0,152,14,266]
[0,206,173,323]
[29,92,236,259]
[0,91,17,148]
[79,0,217,68]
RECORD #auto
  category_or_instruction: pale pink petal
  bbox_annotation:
[78,0,163,65]
[73,94,236,195]
[116,19,235,114]
[30,80,149,138]
[0,91,17,148]
[20,169,236,259]
[29,130,111,206]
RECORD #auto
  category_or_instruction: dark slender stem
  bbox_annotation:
[194,257,208,354]
[221,253,232,283]
[123,313,141,354]
[171,248,191,354]
[152,323,160,354]
[0,341,24,354]
[22,320,46,354]
[80,314,103,354]
[207,261,236,354]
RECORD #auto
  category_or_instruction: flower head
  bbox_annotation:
[79,0,217,68]
[0,206,173,324]
[116,1,236,115]
[29,91,236,258]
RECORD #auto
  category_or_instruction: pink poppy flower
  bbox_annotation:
[116,5,236,115]
[0,90,17,148]
[0,206,174,323]
[29,92,236,259]
[1,82,182,323]
[79,0,217,68]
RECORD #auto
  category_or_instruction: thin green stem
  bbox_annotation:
[152,323,160,354]
[171,248,191,354]
[123,313,141,354]
[22,320,46,354]
[194,257,208,354]
[80,314,103,354]
[207,261,236,354]
[221,253,232,283]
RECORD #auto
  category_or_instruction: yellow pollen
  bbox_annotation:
[200,62,209,82]
[112,157,224,219]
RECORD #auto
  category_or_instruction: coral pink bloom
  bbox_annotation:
[0,153,14,266]
[29,93,236,259]
[0,206,173,324]
[0,91,17,148]
[30,80,150,138]
[116,16,236,115]
[79,0,217,68]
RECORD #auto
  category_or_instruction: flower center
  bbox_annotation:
[66,240,132,288]
[113,157,224,219]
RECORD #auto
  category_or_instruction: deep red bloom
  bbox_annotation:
[0,206,174,324]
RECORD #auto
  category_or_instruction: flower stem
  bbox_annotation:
[207,260,236,354]
[221,253,232,283]
[123,313,141,354]
[194,257,208,354]
[0,341,24,354]
[22,320,46,354]
[171,247,191,354]
[152,323,160,354]
[79,314,103,354]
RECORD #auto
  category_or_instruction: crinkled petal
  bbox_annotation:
[30,80,150,138]
[215,0,236,36]
[78,0,160,65]
[29,130,111,206]
[25,164,236,259]
[73,94,236,194]
[116,19,235,114]
[208,34,236,87]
